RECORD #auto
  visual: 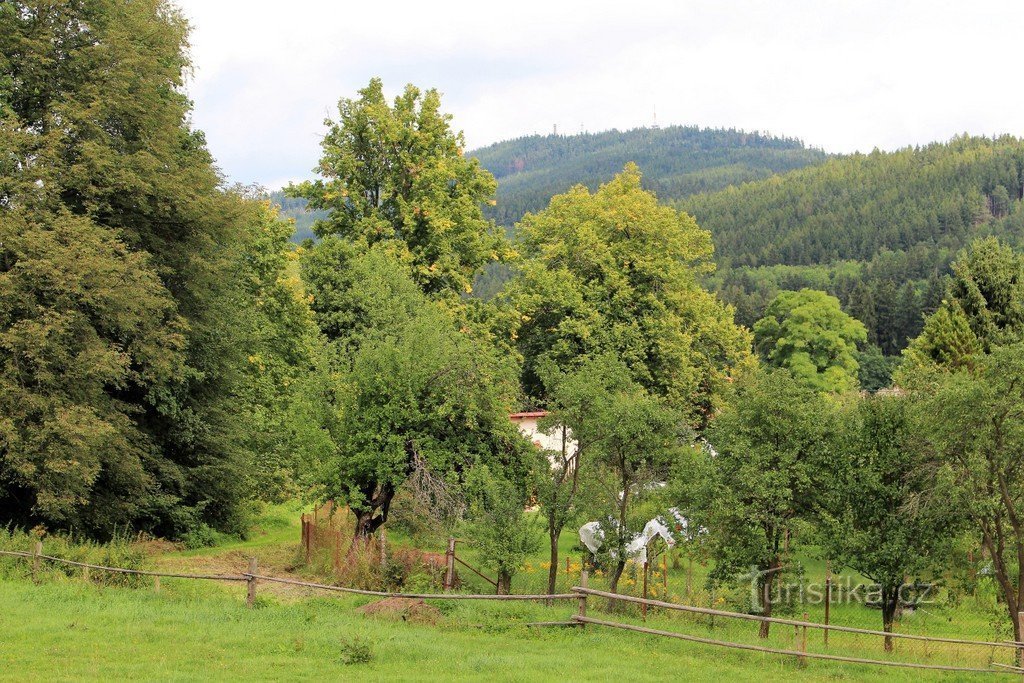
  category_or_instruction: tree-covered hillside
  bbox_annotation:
[683,136,1024,354]
[268,190,327,242]
[473,126,828,225]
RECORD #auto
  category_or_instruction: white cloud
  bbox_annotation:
[174,0,1024,187]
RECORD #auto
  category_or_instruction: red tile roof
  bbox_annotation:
[509,411,549,419]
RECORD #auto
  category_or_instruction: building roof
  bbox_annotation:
[508,411,550,420]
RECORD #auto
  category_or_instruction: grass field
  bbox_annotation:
[0,504,1011,681]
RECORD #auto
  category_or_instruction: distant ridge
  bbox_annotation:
[469,125,828,225]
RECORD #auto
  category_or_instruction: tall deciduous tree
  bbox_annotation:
[290,78,512,300]
[753,288,867,392]
[507,164,752,423]
[1,0,270,536]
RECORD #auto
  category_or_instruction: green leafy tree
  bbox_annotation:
[753,289,867,392]
[463,465,540,594]
[818,395,956,651]
[856,344,899,392]
[290,78,512,300]
[233,198,333,501]
[507,164,752,422]
[534,356,624,596]
[314,252,527,541]
[567,356,684,593]
[908,344,1024,644]
[678,368,836,637]
[0,210,182,533]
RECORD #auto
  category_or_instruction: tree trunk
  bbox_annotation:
[497,570,512,595]
[547,529,560,596]
[881,584,899,653]
[758,559,778,639]
[608,559,627,594]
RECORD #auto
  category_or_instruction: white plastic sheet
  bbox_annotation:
[579,516,677,565]
[578,521,604,554]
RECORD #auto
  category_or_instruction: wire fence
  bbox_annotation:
[3,545,1023,676]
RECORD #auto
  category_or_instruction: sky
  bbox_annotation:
[175,0,1024,190]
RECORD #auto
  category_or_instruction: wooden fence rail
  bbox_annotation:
[0,549,246,581]
[0,547,571,601]
[247,573,573,600]
[572,586,1024,651]
[571,615,1006,675]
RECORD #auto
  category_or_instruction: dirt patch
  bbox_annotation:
[134,538,182,556]
[355,597,442,625]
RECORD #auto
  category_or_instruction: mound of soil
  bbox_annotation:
[355,597,442,625]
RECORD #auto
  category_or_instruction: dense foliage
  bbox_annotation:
[753,289,867,392]
[687,136,1024,354]
[289,78,512,300]
[506,164,753,422]
[0,0,319,538]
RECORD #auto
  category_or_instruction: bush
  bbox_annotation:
[180,523,218,550]
[340,636,374,665]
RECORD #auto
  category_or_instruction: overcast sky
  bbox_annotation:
[175,0,1024,190]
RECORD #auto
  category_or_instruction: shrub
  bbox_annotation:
[180,523,218,550]
[340,636,374,665]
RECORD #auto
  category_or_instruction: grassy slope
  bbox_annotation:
[0,579,984,682]
[0,505,1004,680]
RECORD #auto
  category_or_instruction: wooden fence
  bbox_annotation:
[3,546,1023,676]
[569,576,1024,676]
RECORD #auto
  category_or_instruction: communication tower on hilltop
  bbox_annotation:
[652,105,660,130]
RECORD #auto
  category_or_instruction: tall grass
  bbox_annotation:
[0,527,147,587]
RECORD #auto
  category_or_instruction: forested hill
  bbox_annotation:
[470,126,828,225]
[268,190,326,242]
[682,135,1024,354]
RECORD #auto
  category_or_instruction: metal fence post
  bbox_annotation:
[247,557,258,608]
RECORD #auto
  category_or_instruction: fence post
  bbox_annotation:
[153,575,161,593]
[800,612,808,668]
[32,540,42,582]
[642,561,649,621]
[824,561,832,647]
[247,557,258,608]
[1017,611,1024,668]
[577,569,588,628]
[444,537,456,591]
[302,514,311,564]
